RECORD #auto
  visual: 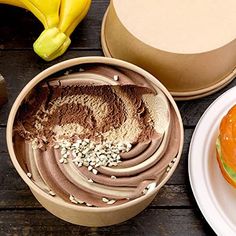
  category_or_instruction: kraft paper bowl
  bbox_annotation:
[7,57,184,226]
[101,0,236,100]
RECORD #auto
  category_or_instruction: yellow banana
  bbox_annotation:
[34,0,91,61]
[0,0,26,8]
[33,27,71,61]
[19,0,61,29]
[59,0,91,37]
[0,0,91,61]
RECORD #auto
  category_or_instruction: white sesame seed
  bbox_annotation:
[83,161,89,167]
[113,75,119,81]
[118,146,124,151]
[82,148,89,155]
[82,141,87,146]
[102,197,109,203]
[71,199,78,204]
[167,167,171,172]
[77,153,83,158]
[76,139,82,144]
[142,188,148,195]
[107,199,116,205]
[100,154,107,160]
[88,179,94,183]
[59,158,64,164]
[54,144,60,149]
[62,154,68,159]
[27,173,32,178]
[61,149,67,155]
[49,191,56,196]
[147,183,156,192]
[69,195,78,204]
[111,176,117,179]
[169,163,173,168]
[58,139,133,171]
[86,203,93,207]
[111,153,117,158]
[111,162,118,166]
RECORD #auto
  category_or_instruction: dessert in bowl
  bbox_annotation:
[7,57,183,226]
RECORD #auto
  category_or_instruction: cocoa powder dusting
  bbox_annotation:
[14,83,155,145]
[120,86,155,142]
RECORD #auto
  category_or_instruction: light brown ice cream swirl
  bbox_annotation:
[13,64,180,207]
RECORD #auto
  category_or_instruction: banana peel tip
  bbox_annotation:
[33,27,71,61]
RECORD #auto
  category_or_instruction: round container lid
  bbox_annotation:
[113,0,236,53]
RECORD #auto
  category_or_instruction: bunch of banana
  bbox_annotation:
[0,0,92,61]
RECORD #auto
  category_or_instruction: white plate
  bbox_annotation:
[189,86,236,235]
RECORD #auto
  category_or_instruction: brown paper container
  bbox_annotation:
[0,74,8,107]
[101,0,236,100]
[7,57,184,226]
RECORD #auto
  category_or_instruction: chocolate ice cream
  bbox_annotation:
[13,64,180,207]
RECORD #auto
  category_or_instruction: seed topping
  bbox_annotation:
[113,75,119,81]
[57,139,132,174]
[27,172,32,178]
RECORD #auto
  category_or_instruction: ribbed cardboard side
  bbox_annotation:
[0,75,7,107]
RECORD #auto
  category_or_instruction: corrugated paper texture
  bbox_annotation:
[0,74,8,107]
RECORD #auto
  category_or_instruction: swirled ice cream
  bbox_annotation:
[13,64,180,207]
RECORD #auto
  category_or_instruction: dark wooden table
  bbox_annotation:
[0,1,228,235]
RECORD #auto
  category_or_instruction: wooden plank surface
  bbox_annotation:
[0,185,192,209]
[0,209,214,236]
[0,0,221,235]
